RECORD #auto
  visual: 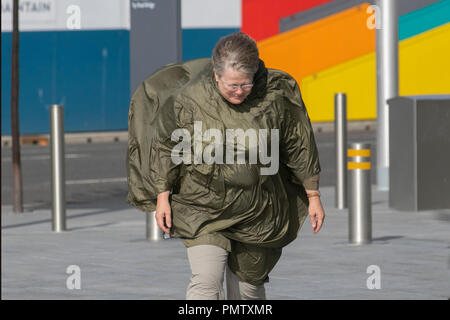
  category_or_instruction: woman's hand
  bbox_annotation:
[306,191,325,234]
[155,191,172,234]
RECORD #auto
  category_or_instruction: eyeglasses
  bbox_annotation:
[220,79,254,91]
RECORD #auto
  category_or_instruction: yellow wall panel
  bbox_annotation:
[300,23,450,122]
[399,24,450,95]
[301,52,376,122]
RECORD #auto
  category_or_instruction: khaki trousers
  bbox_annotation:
[186,245,266,300]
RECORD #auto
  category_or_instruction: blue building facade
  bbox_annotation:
[1,0,241,135]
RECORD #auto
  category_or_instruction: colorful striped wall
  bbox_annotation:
[258,0,450,122]
[398,0,450,39]
[258,3,375,83]
[301,23,450,121]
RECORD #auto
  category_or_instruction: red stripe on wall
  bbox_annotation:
[241,0,333,41]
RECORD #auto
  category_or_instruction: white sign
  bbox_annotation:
[1,0,130,32]
[1,0,56,22]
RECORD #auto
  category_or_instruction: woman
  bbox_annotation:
[127,32,325,300]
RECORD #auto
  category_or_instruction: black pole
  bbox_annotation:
[11,0,23,213]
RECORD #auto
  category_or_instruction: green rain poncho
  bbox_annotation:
[127,58,321,285]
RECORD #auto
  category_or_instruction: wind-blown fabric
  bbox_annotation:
[127,58,320,285]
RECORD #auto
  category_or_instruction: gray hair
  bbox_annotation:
[212,32,259,77]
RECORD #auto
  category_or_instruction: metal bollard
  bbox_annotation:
[146,211,164,241]
[348,142,372,244]
[335,93,347,209]
[50,105,66,232]
[375,0,399,191]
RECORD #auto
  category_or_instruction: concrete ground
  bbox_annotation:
[1,186,449,300]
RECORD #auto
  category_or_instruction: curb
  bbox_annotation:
[1,131,128,147]
[1,120,376,147]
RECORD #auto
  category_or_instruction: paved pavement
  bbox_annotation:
[2,186,449,300]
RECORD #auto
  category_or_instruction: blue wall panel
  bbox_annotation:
[1,30,130,135]
[182,28,240,61]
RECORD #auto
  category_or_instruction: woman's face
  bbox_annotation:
[214,68,254,105]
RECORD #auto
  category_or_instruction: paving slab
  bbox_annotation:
[2,186,449,300]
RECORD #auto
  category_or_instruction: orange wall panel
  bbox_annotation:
[258,3,375,83]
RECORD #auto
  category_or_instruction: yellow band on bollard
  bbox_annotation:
[348,162,371,170]
[348,149,371,157]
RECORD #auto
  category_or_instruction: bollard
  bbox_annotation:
[348,142,372,244]
[146,211,164,241]
[335,93,347,209]
[375,0,399,190]
[50,105,66,232]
